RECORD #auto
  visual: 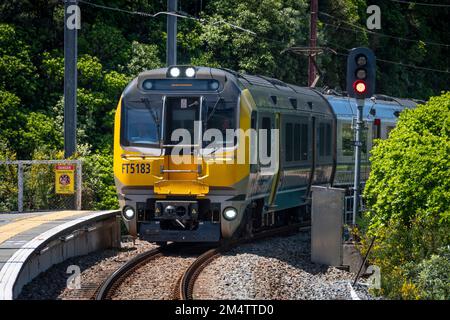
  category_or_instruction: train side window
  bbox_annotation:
[301,123,308,161]
[342,122,368,158]
[285,123,293,162]
[318,122,332,157]
[294,124,301,161]
[261,117,271,158]
[342,123,353,157]
[318,123,325,157]
[325,123,332,157]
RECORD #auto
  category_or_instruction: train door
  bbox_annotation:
[162,96,203,181]
[267,113,281,207]
[252,113,280,204]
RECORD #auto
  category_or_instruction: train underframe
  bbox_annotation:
[121,194,309,244]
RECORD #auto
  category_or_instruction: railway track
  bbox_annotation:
[178,223,310,300]
[96,223,310,300]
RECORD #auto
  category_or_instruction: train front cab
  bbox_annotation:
[114,67,252,242]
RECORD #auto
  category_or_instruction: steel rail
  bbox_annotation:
[95,244,176,300]
[178,222,311,300]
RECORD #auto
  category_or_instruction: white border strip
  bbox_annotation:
[0,210,118,300]
[348,281,361,300]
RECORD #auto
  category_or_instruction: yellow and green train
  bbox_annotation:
[114,66,416,243]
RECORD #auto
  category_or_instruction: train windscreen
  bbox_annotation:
[121,99,161,147]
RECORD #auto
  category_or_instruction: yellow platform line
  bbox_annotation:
[0,211,91,245]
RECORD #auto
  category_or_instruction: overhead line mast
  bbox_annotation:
[64,0,78,158]
[167,0,177,66]
[308,0,318,87]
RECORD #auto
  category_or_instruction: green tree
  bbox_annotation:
[196,0,309,83]
[79,22,131,71]
[363,91,450,299]
[0,23,38,104]
[126,41,163,76]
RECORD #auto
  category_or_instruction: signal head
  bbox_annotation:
[354,80,367,94]
[346,47,376,98]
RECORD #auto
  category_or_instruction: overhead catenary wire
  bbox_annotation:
[331,49,450,74]
[77,0,307,47]
[388,0,450,8]
[78,0,257,35]
[77,0,448,75]
[319,11,450,48]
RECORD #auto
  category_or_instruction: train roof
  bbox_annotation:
[136,66,419,119]
[137,67,334,115]
[325,94,418,121]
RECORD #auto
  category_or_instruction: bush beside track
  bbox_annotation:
[362,91,450,299]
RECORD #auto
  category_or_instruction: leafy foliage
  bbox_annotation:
[405,246,450,300]
[0,2,448,222]
[363,92,450,299]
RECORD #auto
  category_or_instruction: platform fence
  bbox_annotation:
[0,160,82,213]
[344,194,366,225]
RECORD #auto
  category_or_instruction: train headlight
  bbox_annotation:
[185,67,196,77]
[223,207,238,221]
[169,67,180,77]
[123,206,135,220]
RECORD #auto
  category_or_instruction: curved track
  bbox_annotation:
[96,243,181,300]
[178,223,310,300]
[96,223,309,300]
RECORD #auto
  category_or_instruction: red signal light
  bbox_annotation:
[354,80,366,94]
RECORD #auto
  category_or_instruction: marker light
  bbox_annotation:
[169,67,180,77]
[123,206,135,220]
[142,79,153,90]
[223,207,238,221]
[354,80,367,94]
[209,80,219,90]
[185,67,196,77]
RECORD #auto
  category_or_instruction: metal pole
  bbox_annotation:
[352,100,364,225]
[64,0,78,158]
[76,160,82,210]
[308,0,318,87]
[17,162,23,213]
[166,0,177,66]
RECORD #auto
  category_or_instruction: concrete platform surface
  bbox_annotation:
[0,210,120,299]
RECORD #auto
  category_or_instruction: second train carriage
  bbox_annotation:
[113,66,416,243]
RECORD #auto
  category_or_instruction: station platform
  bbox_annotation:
[0,210,120,299]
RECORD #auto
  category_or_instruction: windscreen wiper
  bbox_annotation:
[205,97,223,123]
[140,98,161,142]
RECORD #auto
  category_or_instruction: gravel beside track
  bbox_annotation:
[110,254,196,300]
[194,231,378,300]
[18,239,157,300]
[18,231,379,300]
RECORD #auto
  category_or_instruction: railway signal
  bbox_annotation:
[346,47,376,226]
[346,47,376,98]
